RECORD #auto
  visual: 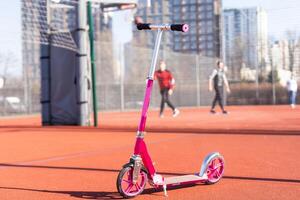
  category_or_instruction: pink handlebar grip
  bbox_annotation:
[182,24,189,32]
[171,24,189,32]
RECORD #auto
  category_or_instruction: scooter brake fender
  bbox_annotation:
[199,152,224,177]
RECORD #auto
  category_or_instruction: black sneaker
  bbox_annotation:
[210,110,216,114]
[222,110,229,114]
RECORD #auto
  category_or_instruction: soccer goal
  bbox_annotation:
[22,0,137,126]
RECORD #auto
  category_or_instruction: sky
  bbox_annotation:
[0,0,22,77]
[0,0,299,77]
[224,0,300,38]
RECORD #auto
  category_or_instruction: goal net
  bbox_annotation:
[22,0,78,52]
[21,0,138,126]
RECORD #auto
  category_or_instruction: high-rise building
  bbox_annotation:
[270,40,290,71]
[292,39,300,78]
[135,0,222,57]
[135,0,172,50]
[171,0,222,57]
[223,7,268,72]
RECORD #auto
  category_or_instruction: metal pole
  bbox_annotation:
[87,1,98,126]
[148,30,163,79]
[195,55,201,106]
[40,0,52,125]
[255,39,260,103]
[77,0,90,126]
[272,64,276,104]
[161,0,165,60]
[221,10,227,107]
[120,43,125,111]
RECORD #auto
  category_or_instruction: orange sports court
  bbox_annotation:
[0,105,299,200]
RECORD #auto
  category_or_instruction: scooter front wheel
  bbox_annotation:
[205,155,225,184]
[116,166,147,198]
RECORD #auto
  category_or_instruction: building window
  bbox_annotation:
[191,42,197,49]
[190,5,196,12]
[206,20,213,27]
[174,6,180,13]
[183,43,189,49]
[191,35,197,41]
[198,12,206,19]
[189,12,196,20]
[207,50,214,56]
[206,25,213,33]
[206,12,213,19]
[207,42,213,48]
[199,42,206,49]
[182,36,188,42]
[174,43,181,50]
[174,36,180,42]
[199,6,206,13]
[207,35,213,41]
[206,4,213,11]
[173,0,181,5]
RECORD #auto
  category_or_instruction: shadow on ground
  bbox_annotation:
[0,125,299,136]
[1,163,299,184]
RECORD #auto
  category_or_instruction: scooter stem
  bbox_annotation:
[138,29,163,133]
[147,29,163,80]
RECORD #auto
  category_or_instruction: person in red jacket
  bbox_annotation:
[155,61,180,118]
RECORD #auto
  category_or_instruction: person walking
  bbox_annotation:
[155,61,180,118]
[287,75,298,109]
[209,61,230,114]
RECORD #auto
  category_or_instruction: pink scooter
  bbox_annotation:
[116,23,225,198]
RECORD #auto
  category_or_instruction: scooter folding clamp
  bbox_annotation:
[136,131,146,138]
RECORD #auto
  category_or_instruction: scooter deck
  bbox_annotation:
[165,174,204,185]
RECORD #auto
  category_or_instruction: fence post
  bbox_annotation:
[76,0,90,125]
[120,43,125,111]
[87,1,98,127]
[272,64,276,104]
[196,55,201,106]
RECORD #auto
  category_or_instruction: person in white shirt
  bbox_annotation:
[287,75,298,109]
[209,61,231,114]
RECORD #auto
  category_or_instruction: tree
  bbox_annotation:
[227,36,247,81]
[0,51,19,115]
[267,69,280,83]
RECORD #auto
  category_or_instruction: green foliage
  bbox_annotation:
[268,70,280,83]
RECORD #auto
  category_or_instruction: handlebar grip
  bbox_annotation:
[171,24,189,32]
[137,23,151,30]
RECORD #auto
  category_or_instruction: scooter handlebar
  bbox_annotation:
[171,24,189,32]
[136,23,151,30]
[136,23,189,32]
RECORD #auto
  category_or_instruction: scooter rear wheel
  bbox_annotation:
[116,166,147,198]
[205,156,225,184]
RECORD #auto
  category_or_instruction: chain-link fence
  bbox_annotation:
[1,39,299,117]
[95,42,216,111]
[1,43,298,117]
[1,1,300,117]
[94,40,298,112]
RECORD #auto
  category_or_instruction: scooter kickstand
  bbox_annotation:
[163,184,168,197]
